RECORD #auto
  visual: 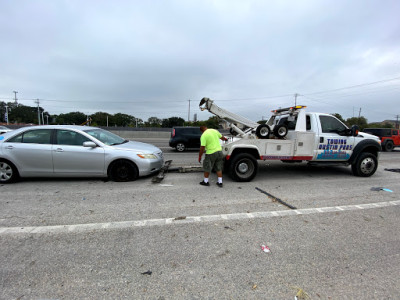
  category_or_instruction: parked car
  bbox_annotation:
[0,125,164,183]
[169,126,202,152]
[363,128,400,152]
[0,126,12,134]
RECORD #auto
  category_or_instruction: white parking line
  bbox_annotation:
[1,200,399,235]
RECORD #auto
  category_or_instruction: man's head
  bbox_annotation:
[200,126,207,133]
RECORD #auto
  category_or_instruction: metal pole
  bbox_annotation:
[5,105,9,125]
[13,91,18,106]
[35,99,40,125]
[188,99,191,122]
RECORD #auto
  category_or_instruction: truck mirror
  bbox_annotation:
[351,125,359,137]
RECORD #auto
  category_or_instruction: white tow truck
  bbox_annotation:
[199,97,381,182]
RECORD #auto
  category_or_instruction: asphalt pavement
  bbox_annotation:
[1,138,399,299]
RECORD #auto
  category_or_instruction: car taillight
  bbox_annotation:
[172,129,175,137]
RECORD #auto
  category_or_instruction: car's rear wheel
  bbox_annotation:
[109,160,138,182]
[175,142,186,152]
[384,140,394,152]
[0,160,19,183]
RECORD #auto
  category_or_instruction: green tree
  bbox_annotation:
[332,113,346,123]
[146,116,162,127]
[162,117,185,128]
[204,116,220,128]
[56,111,87,125]
[90,112,113,126]
[113,113,135,127]
[346,116,368,130]
[8,104,42,124]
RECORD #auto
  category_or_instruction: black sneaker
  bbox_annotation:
[216,182,223,188]
[199,181,210,186]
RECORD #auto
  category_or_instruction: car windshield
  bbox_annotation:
[83,128,127,146]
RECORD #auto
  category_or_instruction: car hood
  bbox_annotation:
[110,140,161,153]
[358,132,380,141]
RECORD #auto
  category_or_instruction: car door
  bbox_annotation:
[316,115,354,161]
[3,129,54,176]
[189,128,202,148]
[52,129,105,175]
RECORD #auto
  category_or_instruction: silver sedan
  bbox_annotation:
[0,125,164,183]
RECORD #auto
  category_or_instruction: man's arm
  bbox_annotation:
[198,146,205,163]
[220,136,228,141]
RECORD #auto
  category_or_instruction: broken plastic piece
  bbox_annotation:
[261,245,271,253]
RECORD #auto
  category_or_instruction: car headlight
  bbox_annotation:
[137,153,157,159]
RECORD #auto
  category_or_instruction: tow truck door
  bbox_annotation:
[315,114,355,161]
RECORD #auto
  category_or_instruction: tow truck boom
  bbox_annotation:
[199,97,259,137]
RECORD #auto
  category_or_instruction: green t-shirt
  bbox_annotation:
[200,129,222,154]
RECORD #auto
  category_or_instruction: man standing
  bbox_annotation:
[198,126,228,187]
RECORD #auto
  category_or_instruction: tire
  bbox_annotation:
[256,124,270,139]
[351,152,378,177]
[273,124,288,138]
[109,160,139,182]
[0,160,19,183]
[175,142,186,152]
[229,153,258,182]
[384,141,394,152]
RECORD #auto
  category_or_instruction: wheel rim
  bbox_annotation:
[260,127,269,136]
[176,143,185,151]
[236,159,254,178]
[360,157,375,174]
[278,127,287,136]
[386,143,393,150]
[0,162,13,182]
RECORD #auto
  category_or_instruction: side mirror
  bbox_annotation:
[351,125,359,137]
[83,141,97,148]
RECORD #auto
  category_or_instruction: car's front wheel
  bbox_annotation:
[175,142,186,152]
[351,152,378,177]
[0,160,19,183]
[109,160,139,182]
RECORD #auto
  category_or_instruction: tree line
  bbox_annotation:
[0,101,220,128]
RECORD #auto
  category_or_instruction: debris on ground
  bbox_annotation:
[173,216,187,221]
[255,187,297,209]
[261,245,271,253]
[292,287,311,300]
[370,187,393,192]
[384,168,400,173]
[141,270,152,275]
[152,160,172,183]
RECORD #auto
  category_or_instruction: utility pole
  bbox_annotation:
[294,93,298,106]
[188,99,191,122]
[13,91,18,106]
[35,99,41,125]
[358,108,362,118]
[5,104,9,125]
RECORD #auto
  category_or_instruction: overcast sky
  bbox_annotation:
[1,0,399,123]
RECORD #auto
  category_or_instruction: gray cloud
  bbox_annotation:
[1,0,399,123]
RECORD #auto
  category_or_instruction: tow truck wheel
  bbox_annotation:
[384,140,394,152]
[273,124,288,138]
[229,153,258,182]
[351,152,377,177]
[256,124,270,139]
